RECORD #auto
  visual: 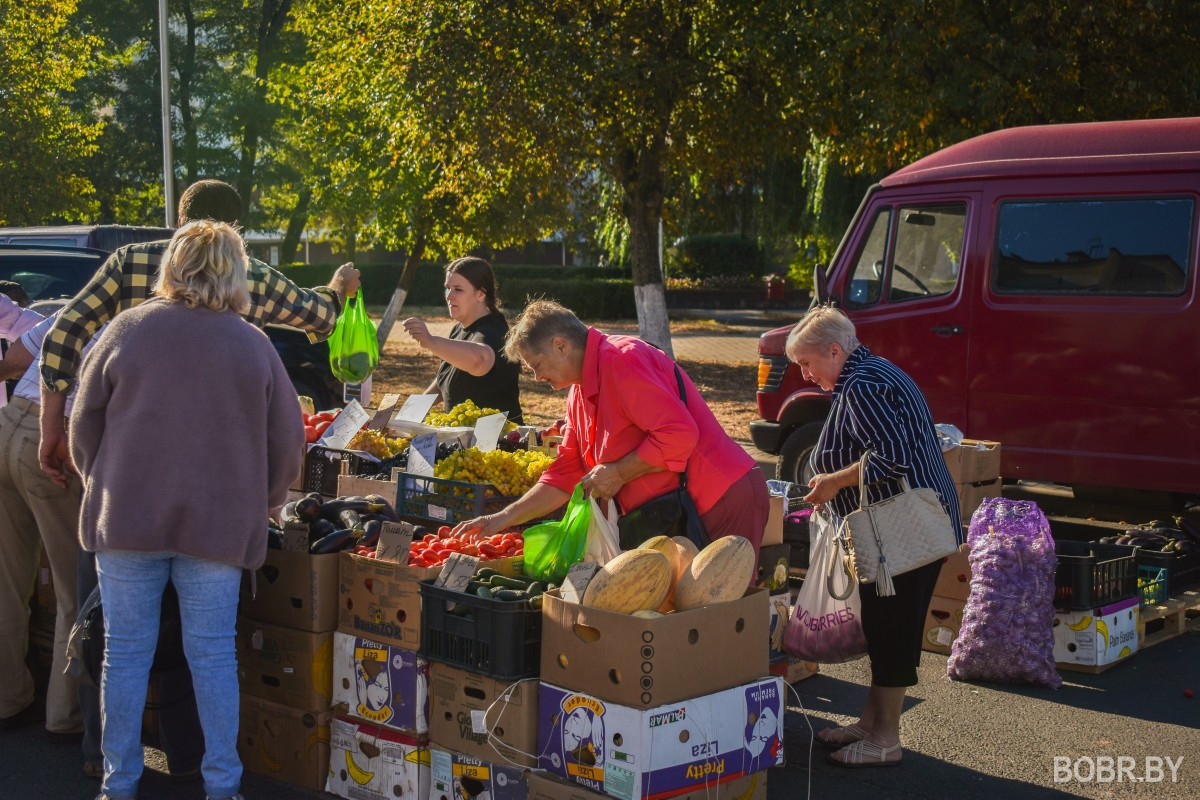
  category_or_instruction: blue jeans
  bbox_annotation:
[97,551,242,800]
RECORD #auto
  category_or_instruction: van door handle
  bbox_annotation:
[931,325,964,336]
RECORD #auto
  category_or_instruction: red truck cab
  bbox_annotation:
[751,118,1200,500]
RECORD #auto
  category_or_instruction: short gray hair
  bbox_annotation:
[504,299,589,361]
[785,305,860,360]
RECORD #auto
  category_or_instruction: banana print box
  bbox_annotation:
[1053,596,1140,668]
[238,695,331,792]
[331,631,429,734]
[538,678,785,800]
[429,746,529,800]
[326,715,431,800]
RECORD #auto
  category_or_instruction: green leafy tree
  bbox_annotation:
[0,0,103,225]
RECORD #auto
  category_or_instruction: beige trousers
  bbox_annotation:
[0,397,82,732]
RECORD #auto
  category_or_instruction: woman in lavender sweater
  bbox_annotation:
[70,220,304,800]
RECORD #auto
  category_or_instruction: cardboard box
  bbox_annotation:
[527,771,766,800]
[762,493,784,547]
[769,657,818,684]
[767,592,791,664]
[538,678,784,800]
[331,631,428,734]
[338,473,397,500]
[239,695,331,792]
[429,662,538,767]
[1053,596,1140,669]
[326,715,431,800]
[932,549,972,602]
[942,439,1001,484]
[956,478,1003,525]
[429,746,529,800]
[540,589,769,708]
[339,551,523,650]
[922,595,966,655]
[236,619,333,711]
[240,548,340,633]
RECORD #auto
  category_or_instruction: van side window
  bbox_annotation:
[994,198,1193,295]
[846,208,890,308]
[889,204,966,303]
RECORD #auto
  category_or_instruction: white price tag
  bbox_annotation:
[317,400,370,450]
[368,393,402,429]
[936,627,954,646]
[282,522,310,553]
[561,561,600,604]
[407,433,438,476]
[472,412,508,453]
[376,521,415,563]
[435,553,480,592]
[427,504,449,521]
[396,394,439,423]
[470,709,488,734]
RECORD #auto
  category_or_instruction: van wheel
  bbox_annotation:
[776,421,823,487]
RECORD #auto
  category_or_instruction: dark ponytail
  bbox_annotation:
[446,257,499,313]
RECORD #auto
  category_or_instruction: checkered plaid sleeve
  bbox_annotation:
[39,246,148,394]
[247,259,341,342]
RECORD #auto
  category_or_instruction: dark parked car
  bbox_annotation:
[0,239,343,409]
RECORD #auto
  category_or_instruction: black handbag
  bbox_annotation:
[75,581,188,688]
[616,365,710,551]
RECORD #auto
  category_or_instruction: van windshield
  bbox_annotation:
[994,198,1193,295]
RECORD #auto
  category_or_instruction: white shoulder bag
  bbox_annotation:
[839,450,958,596]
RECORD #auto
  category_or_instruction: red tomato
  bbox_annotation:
[423,533,439,543]
[304,426,319,443]
[442,539,462,552]
[461,544,480,556]
[366,551,378,559]
[314,420,332,436]
[438,526,452,538]
[314,411,336,423]
[479,544,500,558]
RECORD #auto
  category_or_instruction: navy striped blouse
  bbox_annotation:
[810,346,965,545]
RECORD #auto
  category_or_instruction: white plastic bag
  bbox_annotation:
[585,497,621,565]
[783,509,868,664]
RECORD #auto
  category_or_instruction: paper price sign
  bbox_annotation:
[473,412,508,453]
[396,393,438,424]
[435,552,480,592]
[368,393,401,430]
[317,399,370,450]
[560,561,600,604]
[281,522,310,553]
[407,433,438,476]
[375,521,415,563]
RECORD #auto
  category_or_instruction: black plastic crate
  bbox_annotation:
[418,579,541,679]
[1110,543,1200,597]
[1054,540,1138,611]
[303,446,375,496]
[395,473,519,526]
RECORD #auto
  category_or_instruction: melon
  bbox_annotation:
[637,536,690,610]
[581,549,672,614]
[674,535,755,611]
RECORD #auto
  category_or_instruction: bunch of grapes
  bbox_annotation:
[425,399,518,433]
[348,429,410,460]
[434,447,555,497]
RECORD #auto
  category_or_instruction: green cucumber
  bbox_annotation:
[524,581,547,597]
[476,568,501,581]
[474,586,493,599]
[530,595,544,610]
[492,589,526,601]
[490,575,532,590]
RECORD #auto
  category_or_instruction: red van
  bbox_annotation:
[751,117,1200,500]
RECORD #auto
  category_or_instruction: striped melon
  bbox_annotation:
[674,535,755,611]
[581,549,672,614]
[637,536,689,610]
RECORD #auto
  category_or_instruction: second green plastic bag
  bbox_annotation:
[522,484,592,584]
[328,289,379,384]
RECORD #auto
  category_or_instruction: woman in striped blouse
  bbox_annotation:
[787,306,963,768]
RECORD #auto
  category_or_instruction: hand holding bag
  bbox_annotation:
[839,449,958,596]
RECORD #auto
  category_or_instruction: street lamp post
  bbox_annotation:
[159,0,175,228]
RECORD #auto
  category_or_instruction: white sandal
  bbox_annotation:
[815,724,868,748]
[828,739,902,768]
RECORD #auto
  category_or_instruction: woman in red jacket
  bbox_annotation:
[454,300,768,551]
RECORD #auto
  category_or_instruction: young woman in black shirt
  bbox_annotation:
[402,257,522,422]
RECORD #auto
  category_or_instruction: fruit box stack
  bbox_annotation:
[922,550,971,655]
[942,438,1002,525]
[235,532,338,792]
[536,589,782,800]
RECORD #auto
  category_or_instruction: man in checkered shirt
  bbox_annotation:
[36,179,360,486]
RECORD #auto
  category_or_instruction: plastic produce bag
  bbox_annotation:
[783,509,868,664]
[947,498,1061,688]
[585,497,621,566]
[328,290,379,384]
[523,484,591,583]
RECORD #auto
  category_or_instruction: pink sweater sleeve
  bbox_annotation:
[265,354,305,509]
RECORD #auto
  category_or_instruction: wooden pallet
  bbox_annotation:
[1138,590,1200,650]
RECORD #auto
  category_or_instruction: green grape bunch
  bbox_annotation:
[434,447,555,498]
[425,399,518,433]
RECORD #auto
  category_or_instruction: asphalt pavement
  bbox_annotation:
[2,632,1196,800]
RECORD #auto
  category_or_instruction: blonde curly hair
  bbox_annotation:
[154,220,250,313]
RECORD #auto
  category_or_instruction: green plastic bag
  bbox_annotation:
[328,290,379,384]
[522,484,592,583]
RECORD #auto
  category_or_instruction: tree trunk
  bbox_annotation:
[619,145,673,357]
[178,0,198,184]
[376,232,427,350]
[279,187,311,263]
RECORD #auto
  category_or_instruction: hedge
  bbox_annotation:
[278,261,637,319]
[671,234,765,280]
